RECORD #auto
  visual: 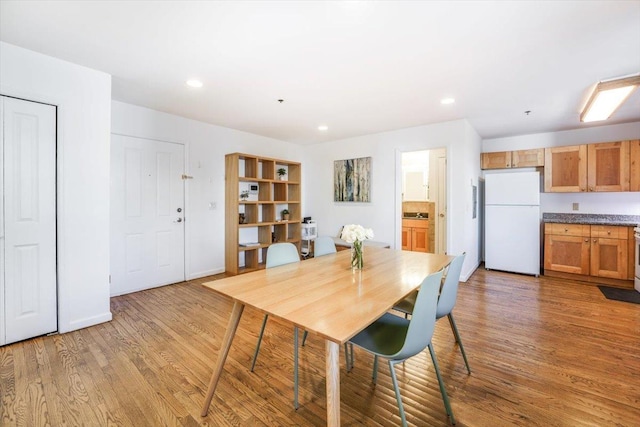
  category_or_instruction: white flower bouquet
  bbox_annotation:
[341,224,374,269]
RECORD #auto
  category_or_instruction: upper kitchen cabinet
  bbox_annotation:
[630,140,640,192]
[545,141,632,193]
[512,149,545,167]
[481,149,544,170]
[544,145,587,192]
[587,141,629,192]
[481,151,511,169]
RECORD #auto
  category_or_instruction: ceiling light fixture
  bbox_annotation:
[580,74,640,122]
[440,98,455,105]
[186,79,203,88]
[318,125,328,131]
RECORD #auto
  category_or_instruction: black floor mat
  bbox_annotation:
[598,286,640,304]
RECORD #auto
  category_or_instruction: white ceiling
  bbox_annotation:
[1,1,639,145]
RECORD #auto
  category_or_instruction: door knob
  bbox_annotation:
[174,218,183,223]
[439,213,445,217]
[177,207,182,213]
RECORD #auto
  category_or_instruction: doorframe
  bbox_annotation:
[109,133,189,290]
[395,146,450,253]
[0,94,60,343]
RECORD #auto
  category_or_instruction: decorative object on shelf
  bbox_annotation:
[334,156,371,202]
[277,167,287,181]
[239,213,246,224]
[240,190,249,200]
[282,209,290,221]
[341,224,374,270]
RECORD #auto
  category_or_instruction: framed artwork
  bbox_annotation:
[334,156,371,202]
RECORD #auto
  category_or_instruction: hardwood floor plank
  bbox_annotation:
[2,270,639,426]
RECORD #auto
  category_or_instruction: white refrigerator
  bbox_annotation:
[485,171,540,276]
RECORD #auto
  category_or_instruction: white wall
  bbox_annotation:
[482,122,640,215]
[303,119,482,281]
[111,101,303,279]
[0,42,112,333]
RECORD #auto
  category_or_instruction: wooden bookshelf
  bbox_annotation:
[225,153,301,275]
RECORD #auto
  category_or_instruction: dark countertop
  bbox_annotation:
[542,213,640,227]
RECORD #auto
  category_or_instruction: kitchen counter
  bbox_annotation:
[542,213,640,226]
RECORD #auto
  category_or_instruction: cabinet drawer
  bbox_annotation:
[590,225,628,239]
[402,219,429,229]
[545,223,590,237]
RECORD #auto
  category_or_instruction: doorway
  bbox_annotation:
[1,96,58,346]
[400,148,447,254]
[110,134,186,296]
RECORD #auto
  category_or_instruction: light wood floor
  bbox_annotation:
[1,268,639,426]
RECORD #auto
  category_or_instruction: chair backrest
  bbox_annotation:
[313,236,337,257]
[394,269,443,360]
[266,242,300,268]
[436,252,466,319]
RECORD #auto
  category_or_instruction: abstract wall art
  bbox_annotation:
[334,156,371,202]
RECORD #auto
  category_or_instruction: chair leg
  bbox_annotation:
[250,315,269,372]
[447,314,471,374]
[294,326,299,410]
[428,343,456,425]
[301,330,309,346]
[344,343,351,372]
[388,360,408,427]
[372,355,379,384]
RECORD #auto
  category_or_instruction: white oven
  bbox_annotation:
[635,226,640,292]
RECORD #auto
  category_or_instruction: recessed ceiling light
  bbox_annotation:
[186,79,203,88]
[318,125,329,131]
[441,98,455,105]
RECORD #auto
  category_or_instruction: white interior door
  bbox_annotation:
[1,96,57,345]
[110,135,185,296]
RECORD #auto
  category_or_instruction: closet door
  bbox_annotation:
[1,96,57,345]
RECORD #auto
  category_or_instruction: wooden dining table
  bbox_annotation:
[200,246,453,426]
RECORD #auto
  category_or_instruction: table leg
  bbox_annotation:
[325,340,340,427]
[201,302,245,417]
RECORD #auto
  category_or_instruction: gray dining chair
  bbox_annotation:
[394,252,471,375]
[348,269,455,426]
[249,242,303,408]
[313,235,337,257]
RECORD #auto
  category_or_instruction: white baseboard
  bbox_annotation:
[61,312,113,333]
[187,267,225,281]
[461,261,480,282]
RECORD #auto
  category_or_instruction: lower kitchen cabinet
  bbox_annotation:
[402,219,429,252]
[544,223,632,285]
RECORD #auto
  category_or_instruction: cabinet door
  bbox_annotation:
[630,140,640,192]
[544,234,590,274]
[401,227,412,251]
[481,151,511,169]
[544,145,587,192]
[512,149,544,167]
[411,227,429,252]
[591,237,628,279]
[587,141,629,192]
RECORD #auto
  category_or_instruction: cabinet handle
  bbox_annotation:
[589,187,594,191]
[564,228,568,232]
[584,239,589,243]
[607,231,611,235]
[593,239,597,243]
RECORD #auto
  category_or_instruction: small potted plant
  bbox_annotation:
[281,209,290,221]
[277,167,287,181]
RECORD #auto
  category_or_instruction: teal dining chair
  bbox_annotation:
[394,252,471,375]
[313,235,337,257]
[348,269,455,426]
[249,242,303,408]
